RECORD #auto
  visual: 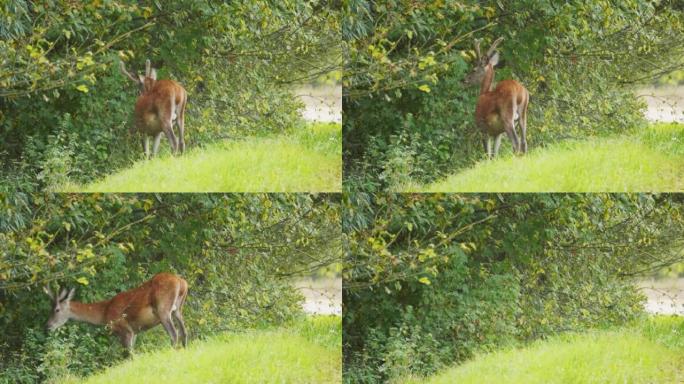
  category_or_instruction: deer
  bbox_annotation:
[119,59,187,158]
[463,37,529,159]
[44,272,188,356]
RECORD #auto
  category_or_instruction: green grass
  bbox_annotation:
[57,316,341,384]
[408,123,684,192]
[401,316,684,384]
[61,122,341,192]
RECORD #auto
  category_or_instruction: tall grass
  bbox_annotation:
[407,123,684,192]
[60,122,341,192]
[401,316,684,384]
[56,316,341,384]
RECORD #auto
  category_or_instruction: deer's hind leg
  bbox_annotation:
[519,94,529,153]
[172,298,188,348]
[176,95,187,154]
[152,132,163,156]
[161,121,178,155]
[503,103,521,154]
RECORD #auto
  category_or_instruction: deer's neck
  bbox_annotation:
[70,300,110,326]
[480,64,495,95]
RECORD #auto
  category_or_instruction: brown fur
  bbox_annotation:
[464,38,530,157]
[46,273,189,354]
[120,60,187,157]
[134,79,188,154]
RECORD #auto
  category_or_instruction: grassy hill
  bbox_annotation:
[59,122,341,192]
[401,316,684,384]
[404,123,684,192]
[57,316,341,384]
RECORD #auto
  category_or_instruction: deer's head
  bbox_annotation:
[119,59,157,94]
[44,286,75,331]
[463,37,503,86]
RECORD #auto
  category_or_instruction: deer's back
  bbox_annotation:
[104,273,186,331]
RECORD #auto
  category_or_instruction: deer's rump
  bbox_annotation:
[475,79,528,137]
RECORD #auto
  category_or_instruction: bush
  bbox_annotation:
[343,193,684,383]
[0,193,341,383]
[343,1,683,188]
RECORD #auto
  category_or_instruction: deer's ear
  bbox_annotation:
[66,288,76,301]
[57,288,69,301]
[43,286,53,299]
[149,68,157,81]
[488,51,500,67]
[138,74,146,84]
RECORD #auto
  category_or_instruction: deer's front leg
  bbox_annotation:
[493,133,504,157]
[116,326,136,357]
[142,137,151,160]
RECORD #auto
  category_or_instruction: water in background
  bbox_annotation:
[295,277,342,315]
[296,84,342,123]
[639,277,684,315]
[637,85,684,122]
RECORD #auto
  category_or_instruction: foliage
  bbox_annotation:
[415,122,684,192]
[0,0,341,190]
[59,122,342,192]
[343,193,684,383]
[343,1,684,190]
[402,316,684,384]
[0,193,342,383]
[53,316,341,384]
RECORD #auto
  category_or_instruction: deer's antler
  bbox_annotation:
[119,61,139,84]
[474,39,482,59]
[486,37,504,57]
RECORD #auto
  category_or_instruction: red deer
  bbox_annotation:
[44,273,188,355]
[119,59,187,158]
[463,37,529,158]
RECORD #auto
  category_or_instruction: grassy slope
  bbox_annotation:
[61,122,341,192]
[402,316,684,384]
[410,123,684,192]
[58,316,341,384]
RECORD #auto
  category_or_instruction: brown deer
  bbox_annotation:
[463,37,529,158]
[44,273,188,355]
[119,59,187,158]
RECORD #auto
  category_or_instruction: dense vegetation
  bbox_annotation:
[343,193,684,383]
[417,122,684,192]
[57,316,341,384]
[62,122,342,192]
[0,1,341,191]
[402,316,684,384]
[343,1,684,190]
[0,193,341,383]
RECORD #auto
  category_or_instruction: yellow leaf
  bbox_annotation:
[76,277,89,285]
[418,277,431,285]
[418,84,431,93]
[76,85,89,93]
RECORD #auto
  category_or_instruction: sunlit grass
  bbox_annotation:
[57,316,341,384]
[401,316,684,384]
[61,122,341,192]
[407,123,684,192]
